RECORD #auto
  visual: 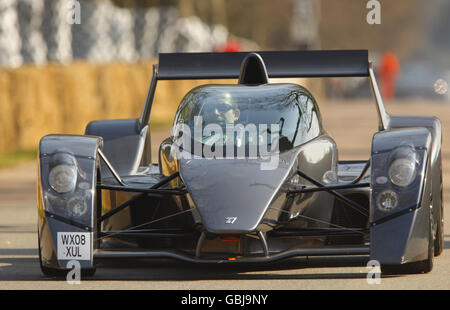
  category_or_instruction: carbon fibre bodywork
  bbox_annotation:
[37,50,443,275]
[38,135,102,269]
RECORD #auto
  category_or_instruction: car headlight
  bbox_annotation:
[68,195,88,217]
[377,190,399,211]
[49,164,77,193]
[388,147,417,187]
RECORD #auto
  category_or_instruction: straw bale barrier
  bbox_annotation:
[0,61,309,154]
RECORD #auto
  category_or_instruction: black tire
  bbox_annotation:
[434,162,444,256]
[40,265,96,278]
[40,264,68,277]
[381,212,434,275]
[435,215,444,257]
[38,236,64,277]
[81,268,97,277]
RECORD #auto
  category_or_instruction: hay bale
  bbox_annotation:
[1,60,263,155]
[151,80,179,126]
[0,70,17,153]
[10,64,63,150]
[57,61,103,134]
[126,62,154,116]
[98,62,136,119]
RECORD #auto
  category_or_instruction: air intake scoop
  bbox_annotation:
[238,53,269,85]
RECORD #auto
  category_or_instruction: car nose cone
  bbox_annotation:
[179,153,295,234]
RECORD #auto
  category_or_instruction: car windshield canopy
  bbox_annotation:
[172,83,321,157]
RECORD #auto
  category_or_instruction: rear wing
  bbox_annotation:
[158,50,369,80]
[140,50,388,131]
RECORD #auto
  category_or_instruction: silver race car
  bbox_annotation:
[37,50,443,276]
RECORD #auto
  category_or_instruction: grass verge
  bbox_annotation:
[0,149,37,169]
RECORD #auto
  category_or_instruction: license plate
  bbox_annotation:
[57,232,91,261]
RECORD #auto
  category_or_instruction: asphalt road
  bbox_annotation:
[1,100,450,290]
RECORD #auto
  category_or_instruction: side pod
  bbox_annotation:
[38,135,102,270]
[370,127,432,265]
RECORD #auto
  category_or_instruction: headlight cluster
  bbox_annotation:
[49,165,77,193]
[388,147,418,187]
[48,152,78,193]
[46,152,90,219]
[67,195,88,217]
[377,146,419,212]
[377,190,399,211]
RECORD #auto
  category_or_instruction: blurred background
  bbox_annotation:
[0,0,449,164]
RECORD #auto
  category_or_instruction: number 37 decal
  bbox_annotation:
[225,217,237,224]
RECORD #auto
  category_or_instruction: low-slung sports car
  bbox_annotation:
[37,50,443,276]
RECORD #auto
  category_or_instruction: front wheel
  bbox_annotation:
[434,161,444,256]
